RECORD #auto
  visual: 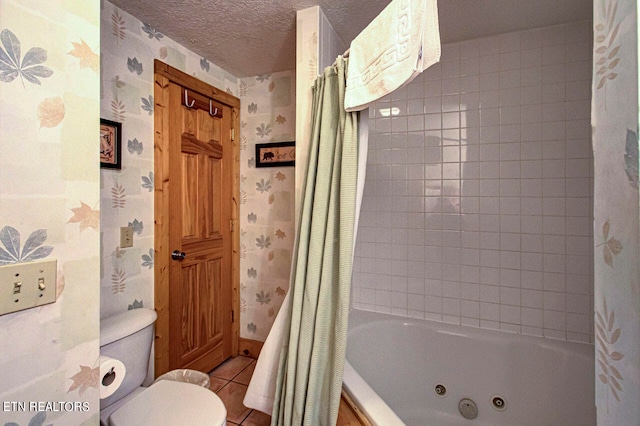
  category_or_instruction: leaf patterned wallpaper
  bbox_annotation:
[592,0,640,422]
[2,0,294,421]
[238,71,296,341]
[0,1,101,424]
[99,1,238,317]
[100,1,295,343]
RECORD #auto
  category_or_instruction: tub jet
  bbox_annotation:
[459,398,478,420]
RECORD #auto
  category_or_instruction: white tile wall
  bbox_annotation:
[352,22,594,344]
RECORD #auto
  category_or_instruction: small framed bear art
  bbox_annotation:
[255,141,295,168]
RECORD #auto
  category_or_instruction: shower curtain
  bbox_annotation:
[268,56,359,426]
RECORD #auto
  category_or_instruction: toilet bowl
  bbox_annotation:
[99,308,227,425]
[104,380,226,426]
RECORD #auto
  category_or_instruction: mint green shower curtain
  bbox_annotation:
[271,56,359,426]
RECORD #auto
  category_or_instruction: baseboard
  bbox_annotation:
[341,389,372,426]
[238,337,264,359]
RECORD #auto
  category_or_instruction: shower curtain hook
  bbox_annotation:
[209,100,218,116]
[184,89,195,108]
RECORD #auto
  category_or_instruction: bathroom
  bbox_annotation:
[0,0,639,425]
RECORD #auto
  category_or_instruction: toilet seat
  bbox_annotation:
[109,380,226,426]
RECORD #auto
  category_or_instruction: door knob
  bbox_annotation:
[171,250,186,261]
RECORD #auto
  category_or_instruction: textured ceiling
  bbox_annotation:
[110,0,592,78]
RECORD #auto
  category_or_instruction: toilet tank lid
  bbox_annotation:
[100,308,158,346]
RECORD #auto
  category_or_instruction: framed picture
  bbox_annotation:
[255,141,295,168]
[100,119,122,169]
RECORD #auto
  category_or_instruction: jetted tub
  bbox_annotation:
[343,309,595,425]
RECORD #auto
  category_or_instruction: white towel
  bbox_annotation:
[344,0,441,112]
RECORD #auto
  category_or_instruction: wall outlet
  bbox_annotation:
[120,226,134,248]
[0,259,57,316]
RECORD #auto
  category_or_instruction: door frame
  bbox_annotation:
[153,60,240,376]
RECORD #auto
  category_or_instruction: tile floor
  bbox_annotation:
[207,356,364,426]
[208,356,271,425]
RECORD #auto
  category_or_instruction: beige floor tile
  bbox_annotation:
[211,356,254,380]
[241,409,271,426]
[209,375,229,392]
[217,382,251,424]
[232,360,256,385]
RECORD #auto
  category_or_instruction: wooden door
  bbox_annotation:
[154,61,240,376]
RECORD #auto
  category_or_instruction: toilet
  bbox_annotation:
[99,308,227,426]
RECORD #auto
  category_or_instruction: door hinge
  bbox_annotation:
[231,310,235,323]
[230,128,235,141]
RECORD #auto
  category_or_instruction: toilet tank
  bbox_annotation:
[100,308,157,409]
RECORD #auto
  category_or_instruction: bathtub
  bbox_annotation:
[343,309,595,426]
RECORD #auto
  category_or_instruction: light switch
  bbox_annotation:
[120,226,134,248]
[0,259,57,316]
